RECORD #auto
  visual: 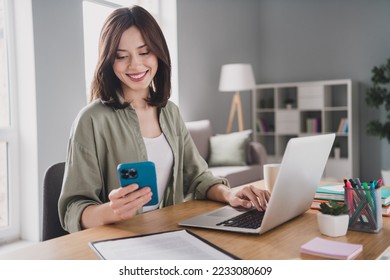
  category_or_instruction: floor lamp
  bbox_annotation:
[219,63,256,133]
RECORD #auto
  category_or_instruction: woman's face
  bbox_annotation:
[113,26,158,96]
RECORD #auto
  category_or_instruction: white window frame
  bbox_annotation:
[0,0,20,243]
[2,0,39,244]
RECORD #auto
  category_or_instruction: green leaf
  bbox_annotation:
[365,57,390,143]
[319,201,349,216]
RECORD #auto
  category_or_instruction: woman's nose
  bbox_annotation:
[128,56,140,68]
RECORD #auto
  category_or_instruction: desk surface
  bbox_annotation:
[2,181,390,260]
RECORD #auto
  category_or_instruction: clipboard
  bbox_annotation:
[89,229,239,260]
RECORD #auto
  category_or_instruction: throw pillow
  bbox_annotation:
[208,130,252,166]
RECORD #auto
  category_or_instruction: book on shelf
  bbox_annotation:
[300,237,363,260]
[337,118,348,133]
[256,118,268,133]
[306,118,319,133]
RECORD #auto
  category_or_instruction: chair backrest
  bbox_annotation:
[42,162,69,241]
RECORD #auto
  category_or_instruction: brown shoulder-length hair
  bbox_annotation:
[90,5,171,109]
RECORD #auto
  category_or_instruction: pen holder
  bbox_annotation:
[344,187,382,233]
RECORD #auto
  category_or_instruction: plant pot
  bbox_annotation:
[317,212,349,237]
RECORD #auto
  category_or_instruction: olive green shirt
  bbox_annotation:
[58,100,229,233]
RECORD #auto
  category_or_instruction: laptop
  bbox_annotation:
[179,133,335,234]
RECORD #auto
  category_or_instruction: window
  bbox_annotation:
[0,0,19,242]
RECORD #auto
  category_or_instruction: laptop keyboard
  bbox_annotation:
[216,209,265,229]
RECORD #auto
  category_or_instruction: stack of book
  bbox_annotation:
[337,118,348,133]
[256,118,269,133]
[306,118,319,133]
[312,184,390,216]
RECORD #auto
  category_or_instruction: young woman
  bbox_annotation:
[58,5,269,233]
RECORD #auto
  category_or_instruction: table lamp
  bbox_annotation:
[219,63,256,133]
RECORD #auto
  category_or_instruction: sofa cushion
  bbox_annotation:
[209,165,262,187]
[208,130,252,167]
[185,120,213,161]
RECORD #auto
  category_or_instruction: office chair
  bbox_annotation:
[42,162,69,241]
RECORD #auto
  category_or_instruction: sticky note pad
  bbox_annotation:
[300,237,363,259]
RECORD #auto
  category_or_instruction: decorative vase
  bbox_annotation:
[317,212,349,237]
[334,147,341,159]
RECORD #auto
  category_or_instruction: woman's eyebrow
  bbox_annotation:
[116,44,147,52]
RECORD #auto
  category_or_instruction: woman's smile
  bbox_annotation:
[127,70,148,82]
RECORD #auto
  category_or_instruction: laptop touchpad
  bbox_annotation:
[207,207,246,217]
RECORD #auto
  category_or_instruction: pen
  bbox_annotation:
[349,193,377,228]
[351,178,367,224]
[346,180,354,215]
[376,178,383,189]
[349,194,369,225]
[354,177,366,222]
[363,182,375,217]
[355,178,362,189]
[371,181,377,218]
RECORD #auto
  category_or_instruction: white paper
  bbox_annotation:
[378,245,390,260]
[89,230,235,260]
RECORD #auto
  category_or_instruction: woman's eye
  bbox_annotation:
[116,56,126,60]
[140,51,150,56]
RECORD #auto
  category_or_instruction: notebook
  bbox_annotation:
[300,237,363,259]
[179,133,335,234]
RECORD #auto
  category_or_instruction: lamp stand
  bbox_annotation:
[226,91,244,133]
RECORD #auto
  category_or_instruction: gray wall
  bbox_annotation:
[31,0,87,226]
[177,0,390,180]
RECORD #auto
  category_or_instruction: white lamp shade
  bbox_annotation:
[218,63,256,92]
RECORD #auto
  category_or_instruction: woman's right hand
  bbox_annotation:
[108,184,153,220]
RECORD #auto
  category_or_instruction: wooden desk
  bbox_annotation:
[2,181,390,260]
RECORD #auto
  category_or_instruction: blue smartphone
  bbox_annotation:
[117,161,158,206]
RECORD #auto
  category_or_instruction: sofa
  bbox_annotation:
[185,120,268,187]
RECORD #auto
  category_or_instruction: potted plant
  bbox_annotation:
[365,57,390,143]
[317,201,349,237]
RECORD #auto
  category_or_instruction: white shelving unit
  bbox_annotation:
[251,79,359,180]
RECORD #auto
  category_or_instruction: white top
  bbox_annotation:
[143,133,173,212]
